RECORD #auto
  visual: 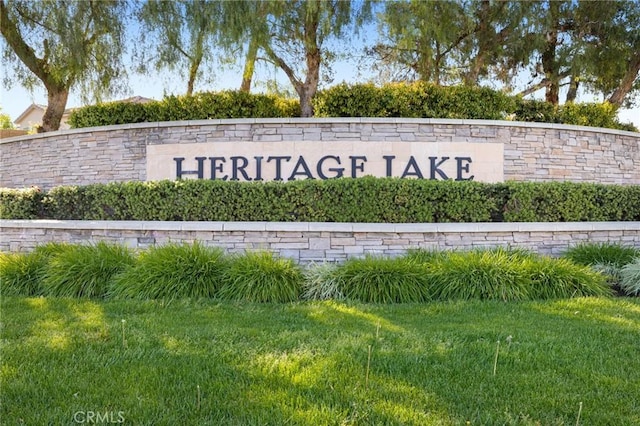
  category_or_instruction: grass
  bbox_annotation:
[42,242,135,298]
[335,256,433,303]
[110,242,228,300]
[219,251,304,302]
[0,242,72,296]
[2,296,639,425]
[621,259,640,296]
[562,242,639,268]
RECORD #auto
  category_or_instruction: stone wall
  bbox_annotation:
[1,118,638,189]
[2,220,638,262]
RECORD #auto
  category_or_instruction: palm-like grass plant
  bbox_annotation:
[620,259,640,296]
[42,242,134,298]
[218,251,303,302]
[110,242,227,300]
[334,256,432,303]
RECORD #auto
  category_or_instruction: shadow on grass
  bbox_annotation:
[2,297,640,425]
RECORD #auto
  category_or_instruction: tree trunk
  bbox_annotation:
[566,75,579,103]
[186,46,203,96]
[607,52,640,106]
[41,87,69,132]
[542,2,560,105]
[240,36,259,92]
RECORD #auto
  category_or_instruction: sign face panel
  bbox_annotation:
[146,141,504,182]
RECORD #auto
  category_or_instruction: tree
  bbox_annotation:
[515,1,640,106]
[372,0,530,86]
[374,0,639,107]
[0,0,129,132]
[579,1,640,107]
[138,0,224,96]
[232,0,372,117]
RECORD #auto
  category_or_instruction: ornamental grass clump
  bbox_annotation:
[42,242,135,298]
[0,251,46,296]
[523,256,611,299]
[562,243,639,268]
[301,262,344,301]
[426,248,531,301]
[334,256,432,303]
[1,242,74,296]
[218,251,303,303]
[620,259,640,296]
[111,242,227,300]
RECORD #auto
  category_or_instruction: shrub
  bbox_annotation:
[0,251,46,296]
[42,242,135,298]
[557,102,621,130]
[68,91,300,128]
[0,187,44,219]
[0,242,76,296]
[562,242,639,268]
[620,259,640,296]
[591,263,625,294]
[333,256,432,303]
[426,248,533,301]
[302,262,344,301]
[313,82,514,120]
[110,243,227,300]
[502,182,640,222]
[523,256,611,299]
[512,98,557,123]
[5,179,640,223]
[218,251,304,303]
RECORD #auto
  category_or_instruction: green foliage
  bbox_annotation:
[3,297,640,424]
[42,242,135,298]
[620,259,640,296]
[562,243,640,268]
[502,182,640,222]
[0,242,75,296]
[0,187,44,219]
[512,98,558,123]
[301,262,344,300]
[218,251,304,303]
[0,252,45,296]
[333,256,432,303]
[68,91,300,128]
[313,83,637,131]
[409,247,610,301]
[523,256,611,299]
[1,179,633,223]
[424,248,533,301]
[110,243,227,300]
[313,82,515,120]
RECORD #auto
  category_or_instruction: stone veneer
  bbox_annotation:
[1,118,638,189]
[2,220,638,263]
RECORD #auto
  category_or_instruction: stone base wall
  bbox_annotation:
[1,118,638,189]
[2,220,638,262]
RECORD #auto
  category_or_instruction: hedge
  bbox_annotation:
[67,85,637,132]
[314,83,637,132]
[67,91,300,128]
[1,179,639,222]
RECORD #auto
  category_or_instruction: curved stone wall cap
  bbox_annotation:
[2,220,639,233]
[1,118,637,145]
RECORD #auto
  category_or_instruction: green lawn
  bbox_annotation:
[1,297,639,425]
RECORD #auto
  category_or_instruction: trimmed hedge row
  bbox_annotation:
[67,91,301,128]
[314,83,637,132]
[2,178,639,222]
[67,84,637,132]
